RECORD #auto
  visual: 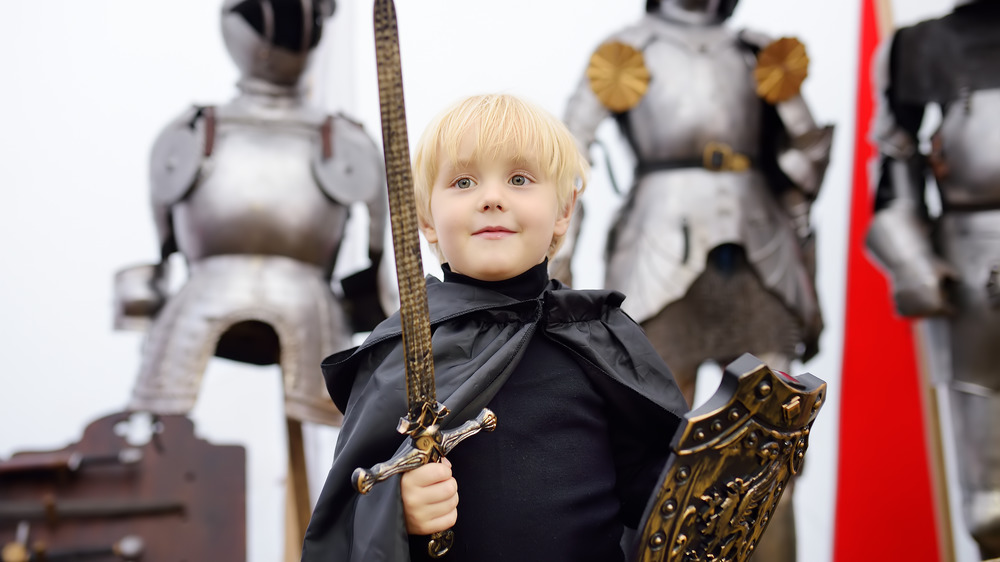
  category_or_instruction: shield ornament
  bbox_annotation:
[587,41,651,113]
[754,37,810,105]
[632,354,826,562]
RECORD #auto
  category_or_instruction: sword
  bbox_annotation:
[351,1,497,558]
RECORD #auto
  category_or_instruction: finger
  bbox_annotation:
[403,484,459,535]
[406,476,459,506]
[406,493,459,535]
[410,490,459,522]
[413,509,458,535]
[402,461,452,487]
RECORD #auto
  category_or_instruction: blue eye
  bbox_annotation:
[510,175,527,186]
[456,178,474,189]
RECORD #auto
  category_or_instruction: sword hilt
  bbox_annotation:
[352,426,440,495]
[351,408,497,557]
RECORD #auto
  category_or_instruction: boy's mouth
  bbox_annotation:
[472,226,515,239]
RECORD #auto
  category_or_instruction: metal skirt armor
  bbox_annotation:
[130,255,349,426]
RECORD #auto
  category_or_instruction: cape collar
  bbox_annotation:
[441,260,550,302]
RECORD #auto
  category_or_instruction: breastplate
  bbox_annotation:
[622,26,762,163]
[172,117,349,269]
[935,88,1000,207]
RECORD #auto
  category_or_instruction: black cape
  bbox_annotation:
[301,276,688,561]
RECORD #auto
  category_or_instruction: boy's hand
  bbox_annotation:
[400,457,459,535]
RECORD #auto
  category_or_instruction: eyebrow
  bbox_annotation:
[445,154,540,171]
[437,159,474,176]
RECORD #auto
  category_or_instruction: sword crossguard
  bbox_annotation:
[352,425,441,495]
[352,408,497,495]
[439,409,498,453]
[351,408,498,557]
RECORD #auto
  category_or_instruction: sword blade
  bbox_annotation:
[356,23,498,553]
[373,0,437,423]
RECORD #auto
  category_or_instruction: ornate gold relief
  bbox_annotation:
[754,37,810,105]
[586,41,651,113]
[634,354,826,562]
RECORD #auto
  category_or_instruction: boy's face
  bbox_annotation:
[420,129,573,282]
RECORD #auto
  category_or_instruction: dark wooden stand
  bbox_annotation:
[0,411,245,561]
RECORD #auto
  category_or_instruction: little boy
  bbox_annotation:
[301,94,688,561]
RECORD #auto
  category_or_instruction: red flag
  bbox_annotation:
[833,0,942,560]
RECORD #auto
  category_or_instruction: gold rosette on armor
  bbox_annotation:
[587,41,651,113]
[754,37,809,104]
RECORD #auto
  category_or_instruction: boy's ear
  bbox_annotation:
[419,217,439,245]
[553,190,577,237]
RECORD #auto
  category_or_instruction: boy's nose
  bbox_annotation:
[479,183,505,211]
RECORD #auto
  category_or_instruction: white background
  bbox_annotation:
[0,1,960,561]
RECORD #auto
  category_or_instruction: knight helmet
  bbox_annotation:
[647,0,740,24]
[221,0,337,87]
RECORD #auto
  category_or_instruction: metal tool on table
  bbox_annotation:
[350,0,497,558]
[0,497,184,523]
[0,450,142,477]
[2,522,144,562]
[0,523,146,562]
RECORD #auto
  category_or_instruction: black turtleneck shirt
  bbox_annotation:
[408,261,663,562]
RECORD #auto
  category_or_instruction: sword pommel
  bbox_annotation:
[428,531,455,558]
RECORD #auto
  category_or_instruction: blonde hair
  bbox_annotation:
[413,93,588,261]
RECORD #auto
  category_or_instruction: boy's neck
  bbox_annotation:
[442,260,550,300]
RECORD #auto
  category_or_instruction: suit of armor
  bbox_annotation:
[866,2,1000,557]
[114,0,387,427]
[561,1,832,560]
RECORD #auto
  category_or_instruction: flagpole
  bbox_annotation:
[913,321,958,562]
[874,0,894,39]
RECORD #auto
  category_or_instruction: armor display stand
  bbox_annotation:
[112,1,389,558]
[557,1,833,560]
[285,419,312,559]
